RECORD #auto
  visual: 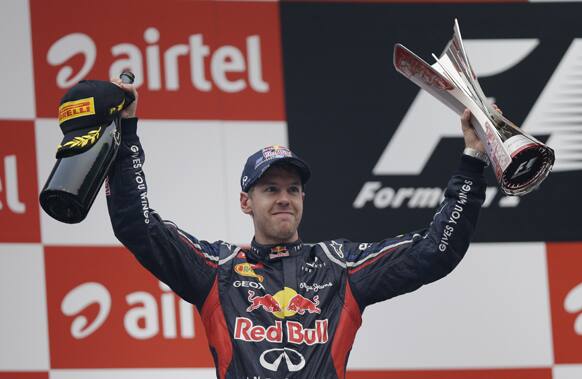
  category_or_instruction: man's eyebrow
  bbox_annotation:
[260,180,301,186]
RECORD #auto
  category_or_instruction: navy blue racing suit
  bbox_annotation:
[106,118,486,379]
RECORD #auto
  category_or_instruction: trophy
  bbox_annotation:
[39,72,135,223]
[393,20,554,196]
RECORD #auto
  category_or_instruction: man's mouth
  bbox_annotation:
[272,211,294,217]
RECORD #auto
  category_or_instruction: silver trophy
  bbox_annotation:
[394,19,554,196]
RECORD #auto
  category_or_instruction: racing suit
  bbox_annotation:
[106,118,487,379]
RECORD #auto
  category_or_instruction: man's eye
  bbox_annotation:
[266,186,277,192]
[289,186,301,193]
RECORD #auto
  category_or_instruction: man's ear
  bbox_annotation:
[240,191,253,215]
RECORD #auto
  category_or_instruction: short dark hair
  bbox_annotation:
[247,162,305,196]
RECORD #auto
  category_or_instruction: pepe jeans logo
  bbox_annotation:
[299,282,332,293]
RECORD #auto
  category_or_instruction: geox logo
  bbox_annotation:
[59,97,95,123]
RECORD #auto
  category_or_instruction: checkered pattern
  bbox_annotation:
[1,0,581,378]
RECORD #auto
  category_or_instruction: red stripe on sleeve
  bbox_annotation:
[348,246,399,275]
[201,278,232,379]
[178,234,218,268]
[331,281,363,379]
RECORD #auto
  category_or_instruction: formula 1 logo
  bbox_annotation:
[354,38,582,211]
[374,38,582,176]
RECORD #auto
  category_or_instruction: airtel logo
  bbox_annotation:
[0,155,25,214]
[46,27,269,93]
[61,280,195,340]
[565,282,582,335]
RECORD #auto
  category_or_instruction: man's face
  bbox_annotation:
[240,165,304,245]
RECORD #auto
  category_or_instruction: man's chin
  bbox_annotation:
[271,228,298,243]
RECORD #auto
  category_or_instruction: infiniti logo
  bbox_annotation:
[259,347,305,372]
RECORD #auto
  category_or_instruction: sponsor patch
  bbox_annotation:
[58,97,95,123]
[255,145,293,168]
[246,287,320,319]
[58,127,101,150]
[234,317,328,345]
[234,262,264,282]
[269,245,289,259]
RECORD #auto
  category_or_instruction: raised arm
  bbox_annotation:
[105,81,218,310]
[347,109,488,309]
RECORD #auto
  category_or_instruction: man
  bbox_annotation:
[107,79,487,379]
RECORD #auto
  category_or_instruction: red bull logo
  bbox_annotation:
[269,245,289,259]
[287,294,320,315]
[245,287,321,319]
[247,291,281,313]
[234,317,328,345]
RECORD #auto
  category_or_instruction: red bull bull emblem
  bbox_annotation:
[245,287,320,319]
[247,291,282,313]
[269,245,289,259]
[287,294,320,315]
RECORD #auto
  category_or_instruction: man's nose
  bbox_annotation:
[276,191,290,206]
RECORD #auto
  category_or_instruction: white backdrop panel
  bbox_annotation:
[36,118,288,245]
[348,242,553,369]
[50,368,217,379]
[0,244,49,370]
[553,364,582,379]
[0,0,35,119]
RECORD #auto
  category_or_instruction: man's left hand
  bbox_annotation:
[461,109,485,153]
[461,104,502,154]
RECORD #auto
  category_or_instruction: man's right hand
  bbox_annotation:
[111,77,138,119]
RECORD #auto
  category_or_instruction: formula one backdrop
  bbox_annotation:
[1,0,581,378]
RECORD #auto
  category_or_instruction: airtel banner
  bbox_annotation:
[30,0,285,120]
[44,246,213,368]
[0,121,40,243]
[547,242,582,364]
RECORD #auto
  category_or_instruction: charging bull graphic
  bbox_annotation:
[245,287,321,319]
